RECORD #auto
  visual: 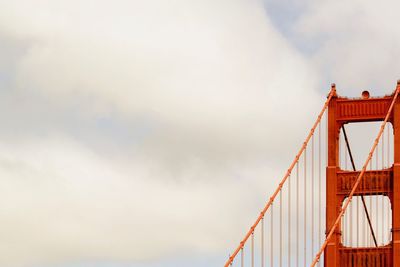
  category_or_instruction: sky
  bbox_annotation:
[0,0,400,266]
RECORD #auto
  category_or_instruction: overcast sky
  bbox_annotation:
[1,1,400,267]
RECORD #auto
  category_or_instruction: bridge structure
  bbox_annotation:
[225,81,400,267]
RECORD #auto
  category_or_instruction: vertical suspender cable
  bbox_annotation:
[280,192,282,267]
[382,133,385,241]
[350,199,353,246]
[388,126,391,243]
[359,130,364,246]
[369,160,373,247]
[271,203,274,267]
[318,121,321,266]
[357,196,359,246]
[312,135,315,259]
[387,126,391,244]
[288,174,291,267]
[344,134,348,245]
[376,148,379,245]
[382,191,384,245]
[366,161,371,247]
[241,247,243,267]
[296,163,299,267]
[304,148,307,267]
[367,162,370,246]
[376,136,378,245]
[357,140,368,246]
[376,194,379,245]
[340,133,344,245]
[362,197,365,246]
[261,217,264,267]
[382,131,385,245]
[366,163,369,247]
[251,232,254,267]
[356,185,359,245]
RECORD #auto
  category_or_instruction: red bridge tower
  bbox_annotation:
[326,84,400,266]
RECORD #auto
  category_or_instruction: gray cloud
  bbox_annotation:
[293,0,400,95]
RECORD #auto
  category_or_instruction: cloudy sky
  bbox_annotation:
[0,0,400,266]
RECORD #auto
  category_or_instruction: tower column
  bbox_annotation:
[325,85,339,267]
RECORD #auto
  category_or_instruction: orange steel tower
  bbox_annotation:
[325,84,400,266]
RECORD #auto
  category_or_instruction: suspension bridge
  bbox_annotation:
[225,81,400,267]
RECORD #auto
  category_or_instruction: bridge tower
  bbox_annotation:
[325,83,400,266]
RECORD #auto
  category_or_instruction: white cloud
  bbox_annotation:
[0,135,285,266]
[0,0,321,266]
[295,0,400,95]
